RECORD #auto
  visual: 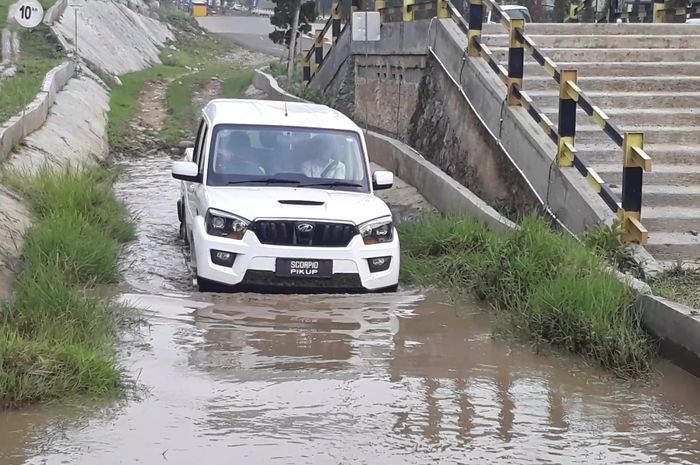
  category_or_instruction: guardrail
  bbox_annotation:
[459,0,651,244]
[303,1,355,83]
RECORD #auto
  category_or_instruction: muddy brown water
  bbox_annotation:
[1,153,700,465]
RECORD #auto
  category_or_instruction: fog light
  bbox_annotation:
[368,256,391,273]
[210,249,236,267]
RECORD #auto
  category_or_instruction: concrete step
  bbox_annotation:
[609,185,700,208]
[493,47,700,63]
[482,34,700,49]
[594,163,700,185]
[527,90,700,108]
[540,108,700,127]
[577,144,700,165]
[483,23,700,35]
[524,75,700,93]
[642,207,700,234]
[575,126,700,145]
[645,232,700,261]
[523,61,700,77]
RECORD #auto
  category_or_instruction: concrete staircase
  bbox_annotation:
[483,23,700,263]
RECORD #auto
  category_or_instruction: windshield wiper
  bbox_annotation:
[298,181,364,188]
[227,178,300,185]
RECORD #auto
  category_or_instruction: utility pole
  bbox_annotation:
[287,0,301,82]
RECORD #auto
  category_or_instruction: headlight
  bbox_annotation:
[205,208,249,239]
[359,216,394,245]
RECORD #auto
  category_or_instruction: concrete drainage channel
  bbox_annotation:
[252,68,700,376]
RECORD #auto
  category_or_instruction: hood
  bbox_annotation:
[204,186,392,225]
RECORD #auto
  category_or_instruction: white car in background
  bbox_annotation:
[172,99,400,293]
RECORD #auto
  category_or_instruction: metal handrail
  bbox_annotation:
[303,1,348,83]
[460,0,651,243]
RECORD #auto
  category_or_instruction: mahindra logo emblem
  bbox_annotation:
[297,223,314,233]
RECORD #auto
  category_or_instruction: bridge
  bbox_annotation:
[301,0,700,265]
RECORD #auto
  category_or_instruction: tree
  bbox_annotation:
[268,0,317,48]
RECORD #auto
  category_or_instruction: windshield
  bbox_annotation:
[206,124,370,192]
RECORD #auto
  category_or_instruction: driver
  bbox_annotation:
[215,131,264,176]
[301,135,345,179]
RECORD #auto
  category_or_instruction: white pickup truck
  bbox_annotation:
[172,99,401,293]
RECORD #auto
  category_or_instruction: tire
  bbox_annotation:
[379,284,399,293]
[176,199,183,222]
[180,215,189,246]
[197,276,222,293]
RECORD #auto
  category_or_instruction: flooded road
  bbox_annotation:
[1,153,700,465]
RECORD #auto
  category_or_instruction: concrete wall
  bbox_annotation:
[408,53,540,216]
[52,0,173,76]
[253,69,306,102]
[0,61,76,161]
[44,0,69,25]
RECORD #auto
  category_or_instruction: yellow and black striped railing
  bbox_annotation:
[303,1,353,83]
[462,0,651,244]
[565,0,700,23]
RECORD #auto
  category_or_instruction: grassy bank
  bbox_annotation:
[0,167,134,408]
[0,24,63,124]
[108,11,258,152]
[399,215,656,377]
[162,66,253,145]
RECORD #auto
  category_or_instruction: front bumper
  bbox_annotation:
[192,217,400,292]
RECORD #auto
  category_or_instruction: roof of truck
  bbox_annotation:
[202,99,361,132]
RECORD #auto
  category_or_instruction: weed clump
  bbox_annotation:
[399,215,656,377]
[0,167,134,407]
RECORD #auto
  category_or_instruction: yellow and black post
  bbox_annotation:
[331,2,341,44]
[467,0,483,57]
[437,0,449,18]
[653,0,665,22]
[303,53,311,83]
[507,18,525,106]
[621,132,651,244]
[403,0,416,21]
[557,70,578,167]
[314,29,324,69]
[375,0,385,11]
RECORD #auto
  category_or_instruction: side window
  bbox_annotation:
[192,120,205,164]
[197,124,209,175]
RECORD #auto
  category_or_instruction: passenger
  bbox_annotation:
[215,131,264,175]
[301,135,346,179]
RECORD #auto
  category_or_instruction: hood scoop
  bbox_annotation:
[278,200,325,206]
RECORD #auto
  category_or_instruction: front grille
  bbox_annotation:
[249,220,358,247]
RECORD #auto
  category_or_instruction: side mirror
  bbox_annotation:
[372,170,393,190]
[184,147,194,161]
[172,161,199,182]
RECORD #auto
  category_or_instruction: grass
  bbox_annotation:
[108,15,257,152]
[0,167,134,408]
[0,24,63,124]
[651,266,700,309]
[582,221,641,278]
[399,215,657,378]
[162,66,253,145]
[108,64,184,152]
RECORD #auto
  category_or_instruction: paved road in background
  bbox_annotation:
[197,15,329,58]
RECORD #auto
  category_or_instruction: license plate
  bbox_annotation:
[275,258,333,278]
